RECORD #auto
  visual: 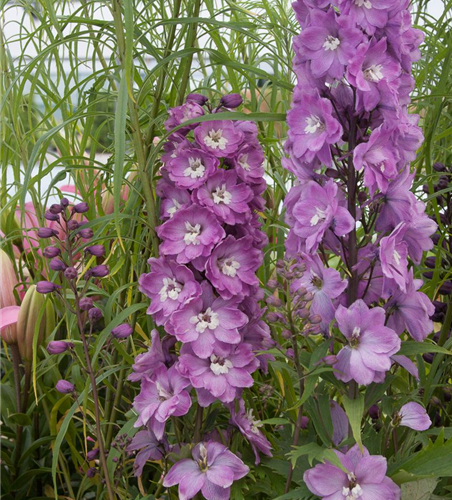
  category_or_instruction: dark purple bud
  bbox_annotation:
[444,387,452,402]
[47,341,74,354]
[433,300,447,314]
[111,323,133,339]
[434,411,442,427]
[431,233,441,245]
[433,162,446,172]
[438,176,449,189]
[285,348,294,359]
[37,228,58,238]
[67,220,80,231]
[79,228,94,239]
[112,456,119,463]
[64,267,78,280]
[89,265,109,278]
[423,271,433,280]
[49,204,63,214]
[56,379,74,394]
[85,245,105,257]
[220,93,243,108]
[357,191,367,204]
[86,467,97,478]
[431,312,445,323]
[79,297,94,311]
[45,211,60,221]
[369,404,380,420]
[439,281,452,295]
[425,256,437,268]
[88,308,103,323]
[87,448,99,461]
[36,281,60,294]
[423,184,430,194]
[266,295,282,307]
[186,93,208,105]
[60,198,69,207]
[300,416,309,429]
[43,246,61,258]
[325,168,340,179]
[50,258,67,271]
[281,329,291,340]
[423,353,434,363]
[322,355,337,366]
[73,202,89,214]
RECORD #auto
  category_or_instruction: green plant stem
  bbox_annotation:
[11,344,24,473]
[193,405,204,443]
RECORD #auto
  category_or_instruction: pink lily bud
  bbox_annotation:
[0,249,19,344]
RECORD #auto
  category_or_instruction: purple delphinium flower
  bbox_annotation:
[157,178,191,220]
[396,402,431,431]
[339,0,399,34]
[205,235,262,300]
[127,427,167,476]
[194,120,244,157]
[304,444,400,500]
[379,222,409,295]
[139,257,201,326]
[133,365,191,438]
[334,299,401,385]
[169,282,248,358]
[403,200,437,264]
[287,94,342,166]
[178,343,258,404]
[291,180,355,253]
[195,169,254,225]
[163,441,249,500]
[232,144,265,183]
[229,399,272,465]
[164,101,204,134]
[165,146,219,189]
[157,205,225,267]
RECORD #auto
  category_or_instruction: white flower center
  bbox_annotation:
[184,157,206,178]
[167,198,182,218]
[190,307,220,333]
[246,409,263,434]
[210,355,233,375]
[212,184,232,205]
[393,249,401,265]
[342,485,363,500]
[310,206,327,226]
[159,278,182,302]
[363,64,383,82]
[354,0,372,8]
[323,35,341,51]
[219,258,241,277]
[204,129,228,150]
[156,381,172,401]
[352,327,361,338]
[238,153,251,171]
[304,115,325,134]
[183,222,201,245]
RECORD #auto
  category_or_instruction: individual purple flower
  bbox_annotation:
[195,170,254,225]
[169,283,248,358]
[395,402,431,431]
[163,441,249,500]
[379,222,409,295]
[291,180,355,253]
[178,343,258,404]
[339,0,399,33]
[229,399,272,464]
[334,299,401,385]
[353,126,399,195]
[56,380,75,394]
[286,94,342,166]
[157,179,192,220]
[47,341,74,354]
[232,143,265,183]
[165,101,204,133]
[127,427,167,476]
[157,206,225,267]
[165,146,219,189]
[206,235,262,300]
[111,323,133,339]
[133,364,191,437]
[139,258,201,326]
[194,120,244,157]
[304,444,400,500]
[403,200,437,264]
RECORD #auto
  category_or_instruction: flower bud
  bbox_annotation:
[433,162,446,172]
[368,404,380,420]
[425,256,437,268]
[85,245,105,257]
[285,348,294,358]
[37,228,58,238]
[304,292,314,302]
[0,250,19,345]
[296,308,310,319]
[50,258,67,272]
[266,312,280,323]
[423,352,434,364]
[79,297,94,311]
[64,267,78,280]
[36,281,60,294]
[86,467,97,478]
[89,308,103,323]
[87,448,99,461]
[111,323,133,339]
[439,281,452,295]
[67,220,80,231]
[281,329,292,340]
[56,379,74,394]
[79,228,94,239]
[47,341,74,354]
[309,314,322,324]
[267,279,279,291]
[266,295,282,307]
[44,246,61,258]
[45,211,60,221]
[89,265,109,278]
[49,204,63,214]
[220,93,243,108]
[60,198,69,207]
[73,202,89,213]
[301,416,309,429]
[322,355,337,365]
[296,287,307,297]
[186,93,208,106]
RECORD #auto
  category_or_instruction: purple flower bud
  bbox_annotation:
[89,265,109,278]
[47,341,74,354]
[301,416,309,429]
[281,329,292,340]
[423,353,434,364]
[322,355,337,366]
[220,93,243,108]
[79,228,94,239]
[67,220,80,231]
[73,202,89,214]
[86,467,97,478]
[266,295,282,307]
[433,162,446,172]
[266,312,280,323]
[87,448,99,461]
[296,287,307,297]
[286,348,294,358]
[309,314,322,324]
[425,256,437,268]
[50,258,67,271]
[88,308,103,323]
[45,211,60,221]
[49,204,63,214]
[369,404,380,420]
[36,281,60,294]
[439,281,452,295]
[296,308,310,319]
[186,93,208,106]
[267,279,279,290]
[43,246,61,258]
[85,245,105,257]
[37,228,58,238]
[304,292,314,302]
[79,297,94,311]
[60,198,69,207]
[64,267,78,280]
[111,323,133,339]
[56,379,74,394]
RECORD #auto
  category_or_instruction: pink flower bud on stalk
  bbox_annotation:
[0,249,19,345]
